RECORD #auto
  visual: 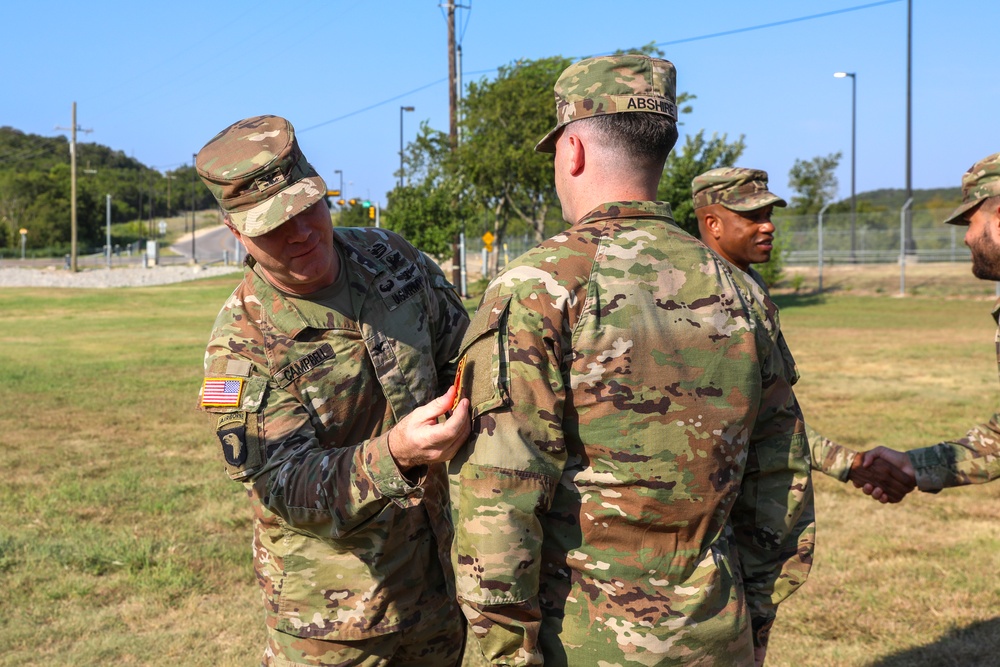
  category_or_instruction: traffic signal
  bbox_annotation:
[337,199,345,206]
[349,198,358,206]
[369,206,376,220]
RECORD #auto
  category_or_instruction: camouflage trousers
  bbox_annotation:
[262,600,465,667]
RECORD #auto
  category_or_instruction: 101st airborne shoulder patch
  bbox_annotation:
[217,413,248,467]
[201,377,245,407]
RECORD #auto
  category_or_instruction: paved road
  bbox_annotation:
[1,224,245,271]
[171,224,245,264]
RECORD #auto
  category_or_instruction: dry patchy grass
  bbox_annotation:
[765,283,1000,666]
[1,265,998,666]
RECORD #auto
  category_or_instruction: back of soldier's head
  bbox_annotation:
[536,54,679,167]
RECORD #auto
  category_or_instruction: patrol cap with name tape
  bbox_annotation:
[535,54,677,153]
[196,115,327,237]
[943,152,1000,225]
[691,167,787,212]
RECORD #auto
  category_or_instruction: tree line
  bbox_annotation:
[2,46,959,270]
[0,126,215,254]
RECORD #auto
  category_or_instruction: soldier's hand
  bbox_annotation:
[387,385,471,471]
[848,447,916,503]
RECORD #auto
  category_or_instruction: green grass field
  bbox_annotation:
[0,272,997,666]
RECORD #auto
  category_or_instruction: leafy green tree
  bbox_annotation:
[787,152,842,214]
[385,180,472,257]
[384,123,471,258]
[0,127,217,253]
[457,56,570,264]
[657,131,746,237]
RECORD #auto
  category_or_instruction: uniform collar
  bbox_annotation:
[574,200,676,226]
[245,231,402,335]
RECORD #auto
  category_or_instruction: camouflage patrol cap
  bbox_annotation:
[943,152,1000,225]
[535,54,677,153]
[691,167,787,212]
[196,115,326,237]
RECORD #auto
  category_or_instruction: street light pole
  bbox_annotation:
[191,153,197,263]
[334,169,343,200]
[834,71,857,262]
[905,0,913,254]
[399,106,414,189]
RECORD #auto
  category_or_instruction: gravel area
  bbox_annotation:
[0,264,242,288]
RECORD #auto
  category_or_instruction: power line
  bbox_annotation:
[299,78,448,133]
[299,0,899,134]
[650,0,902,49]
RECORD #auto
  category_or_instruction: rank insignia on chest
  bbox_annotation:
[201,377,245,407]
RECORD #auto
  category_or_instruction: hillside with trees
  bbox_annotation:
[0,127,215,255]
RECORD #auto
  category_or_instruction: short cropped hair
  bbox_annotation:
[981,195,1000,213]
[580,113,678,167]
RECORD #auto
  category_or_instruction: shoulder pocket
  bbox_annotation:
[454,295,513,419]
[200,374,268,480]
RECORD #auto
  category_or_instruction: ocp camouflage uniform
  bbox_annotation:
[742,267,859,483]
[906,153,1000,492]
[200,226,469,665]
[905,298,1000,490]
[449,200,815,666]
[692,168,861,485]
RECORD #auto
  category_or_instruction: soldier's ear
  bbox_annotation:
[223,215,243,241]
[566,132,586,176]
[704,212,724,240]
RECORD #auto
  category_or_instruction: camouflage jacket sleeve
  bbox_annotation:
[201,249,461,541]
[906,309,1000,491]
[419,249,469,390]
[806,423,858,482]
[449,288,572,666]
[728,280,816,650]
[202,307,418,543]
[906,416,1000,492]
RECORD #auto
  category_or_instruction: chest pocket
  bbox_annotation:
[453,295,513,419]
[274,334,378,446]
[775,331,800,386]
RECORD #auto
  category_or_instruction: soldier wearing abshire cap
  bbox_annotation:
[195,115,471,666]
[450,55,815,666]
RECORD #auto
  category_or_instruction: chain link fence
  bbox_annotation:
[773,207,971,265]
[460,207,972,284]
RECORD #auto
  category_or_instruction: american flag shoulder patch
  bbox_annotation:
[202,377,245,407]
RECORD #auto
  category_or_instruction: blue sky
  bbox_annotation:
[5,1,995,206]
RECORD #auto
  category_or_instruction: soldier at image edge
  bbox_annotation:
[448,54,815,666]
[691,167,915,502]
[862,151,1000,497]
[195,115,472,666]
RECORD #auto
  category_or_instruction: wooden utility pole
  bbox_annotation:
[71,103,78,272]
[56,102,91,272]
[446,1,461,287]
[447,1,457,150]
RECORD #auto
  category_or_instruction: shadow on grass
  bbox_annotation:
[866,617,1000,667]
[772,291,827,310]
